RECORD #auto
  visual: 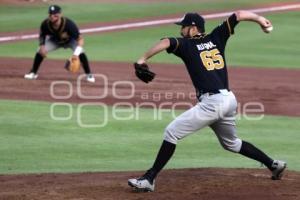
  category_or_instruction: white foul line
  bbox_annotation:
[0,3,299,43]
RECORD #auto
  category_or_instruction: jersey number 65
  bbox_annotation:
[200,49,224,71]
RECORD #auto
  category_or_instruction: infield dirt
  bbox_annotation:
[0,57,299,116]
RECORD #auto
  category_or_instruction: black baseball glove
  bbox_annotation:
[134,62,156,83]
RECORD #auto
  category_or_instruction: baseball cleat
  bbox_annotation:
[271,160,287,180]
[24,72,38,80]
[86,74,95,83]
[128,177,155,192]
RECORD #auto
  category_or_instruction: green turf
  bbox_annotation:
[0,100,299,174]
[0,11,299,68]
[226,11,300,68]
[0,0,290,32]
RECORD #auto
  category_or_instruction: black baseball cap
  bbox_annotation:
[48,5,61,15]
[175,13,205,32]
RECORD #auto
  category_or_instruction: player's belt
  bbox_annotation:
[199,89,230,96]
[199,89,219,96]
[207,91,220,96]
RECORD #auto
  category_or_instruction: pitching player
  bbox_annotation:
[24,5,95,83]
[128,10,286,192]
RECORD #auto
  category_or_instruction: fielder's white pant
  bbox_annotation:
[38,37,84,54]
[164,90,242,153]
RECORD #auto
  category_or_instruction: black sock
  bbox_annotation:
[79,53,91,74]
[239,140,274,170]
[143,140,176,183]
[31,53,44,73]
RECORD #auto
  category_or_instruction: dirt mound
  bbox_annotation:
[0,168,299,200]
[0,57,300,116]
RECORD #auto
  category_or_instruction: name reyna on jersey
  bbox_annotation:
[196,42,216,51]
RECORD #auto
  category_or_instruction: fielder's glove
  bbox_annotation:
[65,56,80,73]
[134,62,156,83]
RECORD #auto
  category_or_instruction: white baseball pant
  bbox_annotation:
[164,90,242,153]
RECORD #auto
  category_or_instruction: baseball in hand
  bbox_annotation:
[264,26,273,33]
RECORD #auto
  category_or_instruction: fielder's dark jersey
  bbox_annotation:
[166,14,239,96]
[39,17,80,45]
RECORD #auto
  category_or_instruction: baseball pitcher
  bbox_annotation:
[128,10,286,192]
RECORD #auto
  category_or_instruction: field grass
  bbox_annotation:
[0,1,299,177]
[0,100,299,174]
[0,0,291,33]
[0,11,299,68]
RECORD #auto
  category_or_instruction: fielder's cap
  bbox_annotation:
[48,5,61,15]
[175,13,205,32]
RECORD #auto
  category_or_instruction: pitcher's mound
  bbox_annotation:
[1,168,299,200]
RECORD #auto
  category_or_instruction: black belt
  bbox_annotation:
[199,90,220,96]
[198,89,230,96]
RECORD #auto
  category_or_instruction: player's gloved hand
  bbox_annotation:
[134,62,156,83]
[65,55,81,73]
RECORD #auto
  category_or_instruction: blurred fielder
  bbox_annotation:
[24,5,95,83]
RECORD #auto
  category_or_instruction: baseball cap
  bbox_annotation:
[48,5,61,15]
[175,13,205,32]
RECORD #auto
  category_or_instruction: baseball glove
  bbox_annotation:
[65,56,80,73]
[134,62,156,83]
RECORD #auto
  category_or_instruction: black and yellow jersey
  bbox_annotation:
[166,14,239,96]
[39,17,80,45]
